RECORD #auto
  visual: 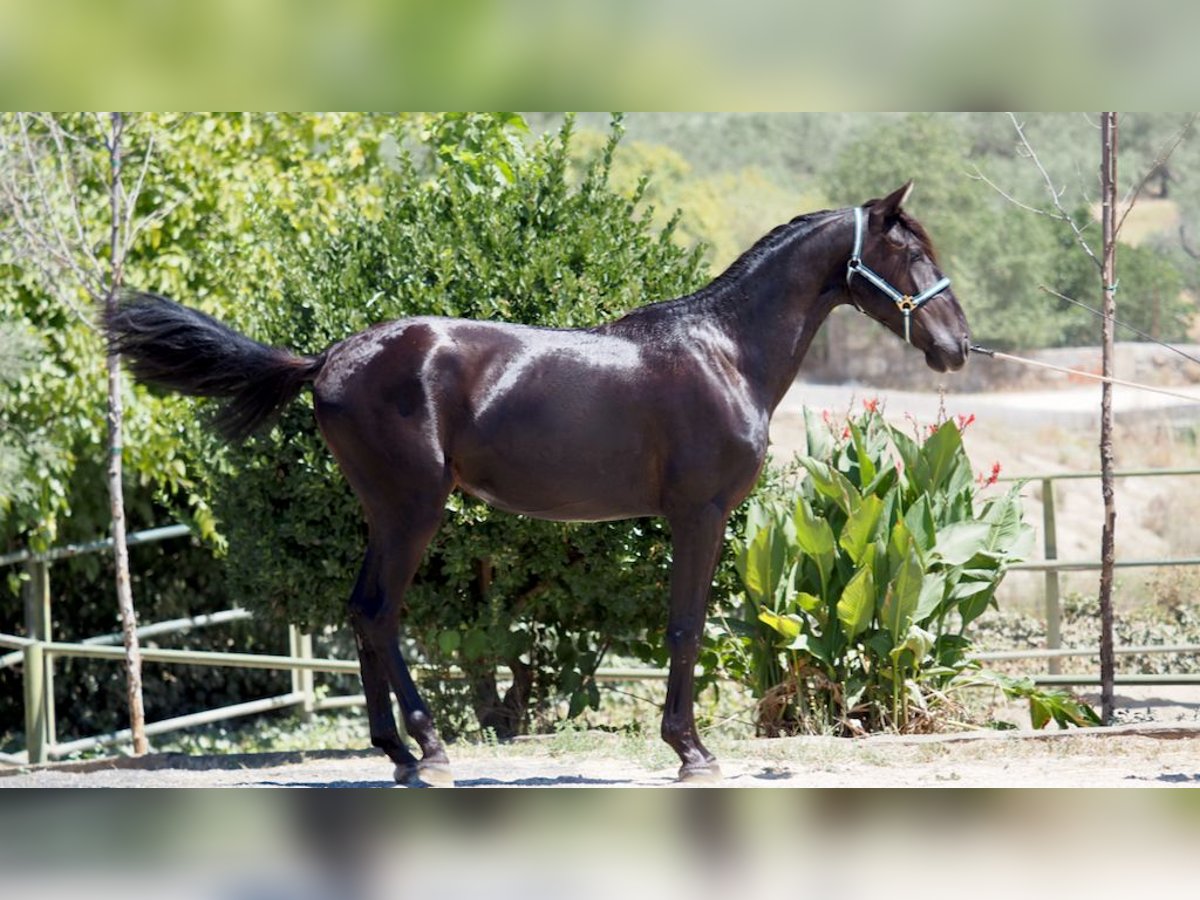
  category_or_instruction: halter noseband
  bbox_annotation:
[845,206,951,345]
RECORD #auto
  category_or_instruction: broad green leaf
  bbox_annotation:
[864,631,893,659]
[773,559,801,609]
[887,424,921,475]
[790,631,833,665]
[742,500,771,546]
[1029,696,1051,730]
[848,420,876,488]
[894,624,935,666]
[958,585,997,627]
[758,610,803,642]
[800,458,861,515]
[793,497,836,590]
[795,591,823,614]
[887,517,913,576]
[737,524,788,605]
[863,464,899,500]
[881,540,923,640]
[839,494,884,564]
[903,494,936,553]
[437,629,461,654]
[932,521,993,566]
[837,565,875,639]
[920,420,963,492]
[462,627,489,660]
[948,579,993,601]
[568,689,588,718]
[933,634,973,667]
[914,571,946,622]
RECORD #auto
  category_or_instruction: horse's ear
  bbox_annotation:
[869,181,913,230]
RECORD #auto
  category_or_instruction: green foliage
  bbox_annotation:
[0,323,48,513]
[0,113,408,741]
[824,113,1193,350]
[720,403,1034,735]
[186,114,709,735]
[980,674,1103,729]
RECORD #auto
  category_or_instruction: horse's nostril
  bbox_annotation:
[960,335,971,358]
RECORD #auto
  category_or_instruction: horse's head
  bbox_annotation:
[847,182,970,373]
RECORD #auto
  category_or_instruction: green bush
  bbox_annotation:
[718,403,1035,735]
[189,114,712,737]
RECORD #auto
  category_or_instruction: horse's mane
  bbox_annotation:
[610,203,939,326]
[702,209,837,297]
[613,209,838,323]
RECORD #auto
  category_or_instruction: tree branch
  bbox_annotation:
[15,114,107,300]
[1114,112,1198,241]
[41,114,107,293]
[1006,112,1103,270]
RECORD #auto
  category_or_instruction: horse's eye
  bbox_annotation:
[909,250,922,263]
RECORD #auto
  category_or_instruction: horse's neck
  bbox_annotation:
[717,213,849,412]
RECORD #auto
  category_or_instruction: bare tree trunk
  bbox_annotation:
[1098,112,1118,724]
[104,112,147,754]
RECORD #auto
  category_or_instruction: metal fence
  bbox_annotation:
[1003,467,1200,674]
[3,466,1199,766]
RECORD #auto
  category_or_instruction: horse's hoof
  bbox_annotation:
[677,762,723,784]
[394,761,455,788]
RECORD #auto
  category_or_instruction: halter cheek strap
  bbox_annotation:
[846,206,951,345]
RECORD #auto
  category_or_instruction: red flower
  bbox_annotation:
[862,397,880,414]
[956,413,976,432]
[977,461,1002,487]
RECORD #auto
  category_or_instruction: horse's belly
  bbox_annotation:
[452,442,659,522]
[457,481,654,522]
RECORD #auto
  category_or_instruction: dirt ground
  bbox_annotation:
[2,722,1198,788]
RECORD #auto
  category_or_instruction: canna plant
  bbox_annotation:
[727,402,1035,735]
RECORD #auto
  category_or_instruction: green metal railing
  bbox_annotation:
[1002,466,1200,674]
[3,465,1200,766]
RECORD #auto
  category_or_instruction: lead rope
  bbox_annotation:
[969,344,1200,404]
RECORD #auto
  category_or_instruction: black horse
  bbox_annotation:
[107,182,969,784]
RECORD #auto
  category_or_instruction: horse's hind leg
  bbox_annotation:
[349,498,453,787]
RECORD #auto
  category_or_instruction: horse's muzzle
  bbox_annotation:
[926,334,970,373]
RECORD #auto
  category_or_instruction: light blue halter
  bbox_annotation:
[845,206,951,345]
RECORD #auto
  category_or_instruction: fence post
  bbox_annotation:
[22,560,54,755]
[23,641,47,764]
[1042,478,1061,675]
[289,625,315,721]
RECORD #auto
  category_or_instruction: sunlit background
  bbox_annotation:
[2,0,1198,106]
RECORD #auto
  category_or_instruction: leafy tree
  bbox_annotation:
[179,115,712,736]
[0,113,397,746]
[824,113,1194,350]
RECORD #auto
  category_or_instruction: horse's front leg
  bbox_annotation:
[663,504,728,782]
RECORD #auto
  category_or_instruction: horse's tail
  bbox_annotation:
[105,292,328,441]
